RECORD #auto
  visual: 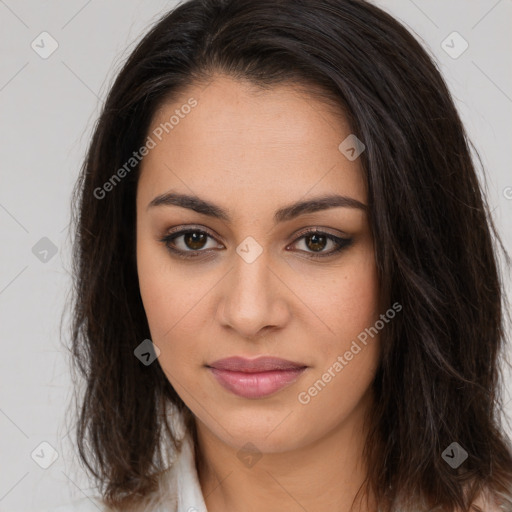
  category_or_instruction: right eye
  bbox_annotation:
[159,228,224,258]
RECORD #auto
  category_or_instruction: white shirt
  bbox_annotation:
[45,410,208,512]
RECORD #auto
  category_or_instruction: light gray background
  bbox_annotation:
[0,1,511,510]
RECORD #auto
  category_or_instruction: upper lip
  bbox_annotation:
[207,356,307,373]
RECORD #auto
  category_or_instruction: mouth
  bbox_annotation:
[206,356,308,399]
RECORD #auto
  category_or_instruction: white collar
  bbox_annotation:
[173,428,208,512]
[157,404,209,512]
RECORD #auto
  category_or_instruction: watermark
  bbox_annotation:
[237,441,263,468]
[93,97,198,200]
[31,441,59,469]
[134,339,161,366]
[297,301,402,405]
[504,186,512,200]
[32,236,58,263]
[31,31,59,59]
[442,442,468,469]
[236,236,263,264]
[441,31,469,60]
[338,134,365,161]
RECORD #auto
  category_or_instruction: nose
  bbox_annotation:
[216,249,291,340]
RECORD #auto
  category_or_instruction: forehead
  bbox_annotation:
[137,74,366,214]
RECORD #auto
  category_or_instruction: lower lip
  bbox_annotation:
[208,367,306,399]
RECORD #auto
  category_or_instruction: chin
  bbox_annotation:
[201,408,310,453]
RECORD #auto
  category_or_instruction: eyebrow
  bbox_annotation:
[147,191,367,223]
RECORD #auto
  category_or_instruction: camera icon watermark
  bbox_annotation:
[31,441,59,469]
[236,236,263,264]
[237,442,263,468]
[441,441,468,469]
[338,134,365,161]
[441,31,468,60]
[31,31,59,59]
[134,339,161,366]
[32,237,58,263]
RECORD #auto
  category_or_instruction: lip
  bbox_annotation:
[207,356,307,399]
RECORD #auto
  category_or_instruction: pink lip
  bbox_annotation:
[207,356,307,399]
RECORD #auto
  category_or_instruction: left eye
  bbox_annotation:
[159,228,352,259]
[290,231,351,257]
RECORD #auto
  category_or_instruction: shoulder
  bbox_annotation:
[42,496,109,512]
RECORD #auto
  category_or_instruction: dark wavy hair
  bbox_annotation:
[65,0,512,510]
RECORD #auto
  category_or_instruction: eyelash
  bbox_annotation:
[158,226,353,260]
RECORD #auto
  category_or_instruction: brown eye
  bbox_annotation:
[183,231,208,250]
[289,229,353,259]
[304,233,328,252]
[159,228,224,259]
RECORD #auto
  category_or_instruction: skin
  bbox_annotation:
[136,74,382,512]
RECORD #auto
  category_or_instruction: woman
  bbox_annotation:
[63,0,512,510]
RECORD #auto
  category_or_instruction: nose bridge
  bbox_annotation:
[219,241,287,337]
[233,246,270,299]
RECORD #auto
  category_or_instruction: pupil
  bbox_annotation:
[307,233,326,252]
[185,232,207,250]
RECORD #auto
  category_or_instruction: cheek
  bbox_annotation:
[311,248,379,350]
[136,239,214,373]
[296,263,381,429]
[137,242,170,331]
[137,237,186,341]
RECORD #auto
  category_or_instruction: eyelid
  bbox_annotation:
[291,226,351,242]
[164,224,222,242]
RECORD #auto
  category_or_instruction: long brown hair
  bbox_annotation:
[66,0,512,510]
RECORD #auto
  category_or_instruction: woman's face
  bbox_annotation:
[136,74,381,453]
